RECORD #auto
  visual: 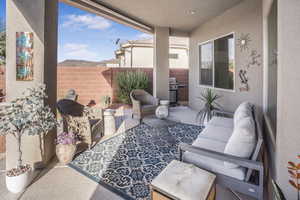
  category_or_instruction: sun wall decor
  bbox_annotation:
[237,33,251,52]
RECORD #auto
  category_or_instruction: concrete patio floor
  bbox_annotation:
[0,106,255,200]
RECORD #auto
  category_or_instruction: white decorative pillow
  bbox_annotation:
[224,116,256,168]
[233,102,252,126]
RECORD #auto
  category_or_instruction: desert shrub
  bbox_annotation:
[116,71,149,104]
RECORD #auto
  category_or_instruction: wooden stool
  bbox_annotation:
[151,160,216,200]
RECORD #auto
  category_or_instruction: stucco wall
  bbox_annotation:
[119,46,189,69]
[132,47,153,68]
[276,0,300,199]
[189,0,263,112]
[6,0,58,169]
[169,48,189,69]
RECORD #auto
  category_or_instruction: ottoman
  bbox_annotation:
[151,160,216,200]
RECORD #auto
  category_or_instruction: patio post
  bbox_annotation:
[153,27,170,100]
[6,0,58,170]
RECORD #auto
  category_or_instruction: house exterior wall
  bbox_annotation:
[169,48,189,69]
[118,46,189,69]
[275,0,300,199]
[189,0,263,113]
[6,0,58,170]
[132,47,153,68]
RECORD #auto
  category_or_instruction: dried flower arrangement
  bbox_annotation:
[56,132,79,145]
[288,155,300,200]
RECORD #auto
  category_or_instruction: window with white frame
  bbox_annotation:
[199,33,235,90]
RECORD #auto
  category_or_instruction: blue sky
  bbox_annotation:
[0,1,151,62]
[0,0,5,27]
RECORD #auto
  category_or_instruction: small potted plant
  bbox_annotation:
[56,132,78,165]
[0,84,57,193]
[196,88,222,125]
[288,155,300,200]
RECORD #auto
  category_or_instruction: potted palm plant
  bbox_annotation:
[196,88,222,125]
[0,84,57,193]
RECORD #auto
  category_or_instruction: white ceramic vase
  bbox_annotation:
[6,168,31,194]
[156,100,170,119]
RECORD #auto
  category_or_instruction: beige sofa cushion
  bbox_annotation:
[183,137,246,180]
[224,117,256,168]
[233,102,252,126]
[208,116,234,129]
[198,124,233,143]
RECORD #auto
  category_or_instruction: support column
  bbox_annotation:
[6,0,58,169]
[153,27,169,100]
[276,0,300,199]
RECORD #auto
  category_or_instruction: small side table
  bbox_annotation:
[103,109,116,136]
[151,160,216,200]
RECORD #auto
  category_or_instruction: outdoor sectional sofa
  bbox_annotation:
[179,102,264,200]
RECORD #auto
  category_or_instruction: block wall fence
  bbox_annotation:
[0,65,188,105]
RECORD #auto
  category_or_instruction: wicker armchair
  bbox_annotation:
[57,99,103,149]
[130,89,159,121]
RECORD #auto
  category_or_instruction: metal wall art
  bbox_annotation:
[246,50,261,69]
[237,33,262,92]
[237,33,251,52]
[16,32,34,81]
[239,69,249,92]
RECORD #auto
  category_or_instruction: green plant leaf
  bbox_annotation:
[288,170,297,178]
[116,71,149,104]
[196,88,222,125]
[289,180,298,189]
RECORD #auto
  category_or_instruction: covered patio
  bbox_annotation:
[2,0,300,200]
[1,106,257,200]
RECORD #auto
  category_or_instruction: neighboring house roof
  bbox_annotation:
[115,37,188,56]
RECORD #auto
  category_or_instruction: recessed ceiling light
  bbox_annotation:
[187,10,196,15]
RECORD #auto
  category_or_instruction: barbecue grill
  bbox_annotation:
[169,77,186,105]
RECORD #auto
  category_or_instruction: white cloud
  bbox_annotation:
[59,43,99,61]
[137,33,152,39]
[63,14,111,30]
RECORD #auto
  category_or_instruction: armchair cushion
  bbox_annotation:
[130,89,158,119]
[183,137,246,180]
[224,117,256,168]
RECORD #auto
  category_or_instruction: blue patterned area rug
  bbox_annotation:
[69,122,202,200]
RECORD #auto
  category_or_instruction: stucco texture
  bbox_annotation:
[189,0,263,112]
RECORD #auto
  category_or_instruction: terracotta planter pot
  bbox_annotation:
[56,144,76,165]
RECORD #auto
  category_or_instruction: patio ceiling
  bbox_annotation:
[61,0,243,34]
